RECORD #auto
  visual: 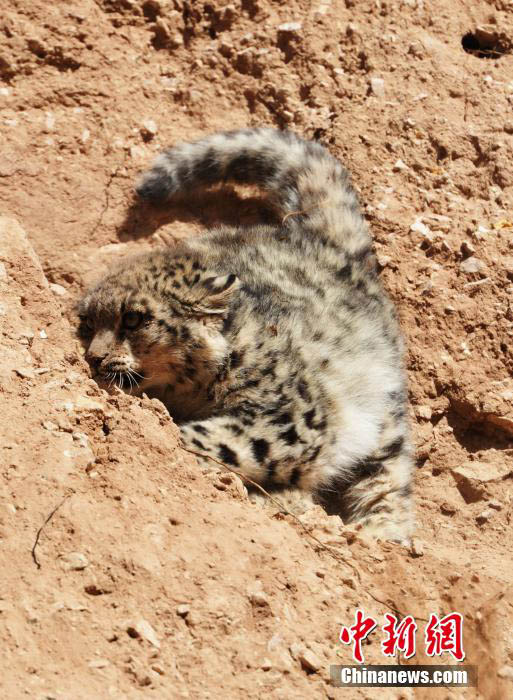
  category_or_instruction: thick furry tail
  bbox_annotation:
[136,128,370,252]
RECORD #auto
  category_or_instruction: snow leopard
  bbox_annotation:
[77,128,414,541]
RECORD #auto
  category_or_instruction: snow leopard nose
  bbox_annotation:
[86,330,115,371]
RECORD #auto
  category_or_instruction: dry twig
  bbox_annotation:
[31,492,73,569]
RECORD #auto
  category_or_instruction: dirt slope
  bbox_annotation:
[1,0,512,698]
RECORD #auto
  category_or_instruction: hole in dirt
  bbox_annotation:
[461,28,511,59]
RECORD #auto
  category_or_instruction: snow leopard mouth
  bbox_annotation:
[96,368,146,392]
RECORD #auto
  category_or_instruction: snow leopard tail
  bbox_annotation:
[136,128,370,252]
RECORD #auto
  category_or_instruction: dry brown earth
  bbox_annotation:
[1,1,513,697]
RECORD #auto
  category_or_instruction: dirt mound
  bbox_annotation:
[1,0,513,697]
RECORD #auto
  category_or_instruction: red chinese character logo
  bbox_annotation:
[381,613,417,659]
[425,612,465,661]
[339,609,378,663]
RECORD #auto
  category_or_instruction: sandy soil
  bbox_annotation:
[1,0,512,698]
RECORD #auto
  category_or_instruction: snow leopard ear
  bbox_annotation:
[198,273,240,314]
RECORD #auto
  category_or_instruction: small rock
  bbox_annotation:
[393,159,408,171]
[141,120,158,140]
[136,674,152,687]
[249,590,269,607]
[74,396,105,413]
[88,658,109,669]
[410,218,432,238]
[289,642,303,660]
[127,619,160,648]
[298,649,321,673]
[247,580,269,607]
[460,240,476,257]
[19,329,35,345]
[14,367,35,379]
[59,552,89,571]
[277,21,302,33]
[342,576,356,589]
[176,604,190,617]
[460,256,486,274]
[44,112,56,132]
[488,500,502,511]
[498,665,513,680]
[440,502,457,516]
[72,431,89,448]
[451,462,508,503]
[370,77,385,97]
[409,538,424,557]
[476,508,493,525]
[376,253,391,268]
[49,283,67,296]
[39,329,48,339]
[261,658,273,671]
[416,405,432,420]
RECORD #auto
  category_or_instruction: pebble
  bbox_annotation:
[248,589,269,607]
[127,618,160,648]
[460,240,476,257]
[460,256,486,274]
[440,502,457,515]
[410,218,432,238]
[451,462,507,502]
[370,77,385,97]
[247,580,269,607]
[88,658,109,669]
[277,22,302,33]
[298,649,321,673]
[476,508,493,525]
[141,120,158,139]
[19,329,35,345]
[393,159,408,171]
[14,367,35,379]
[49,282,67,296]
[409,538,424,557]
[176,604,190,617]
[74,396,105,413]
[44,112,56,132]
[261,658,273,671]
[488,500,502,511]
[498,665,513,680]
[59,552,89,571]
[289,642,303,660]
[416,405,432,420]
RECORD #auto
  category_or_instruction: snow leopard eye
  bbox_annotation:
[122,311,143,330]
[79,315,94,332]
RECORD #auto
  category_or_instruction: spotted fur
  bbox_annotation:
[78,128,414,541]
